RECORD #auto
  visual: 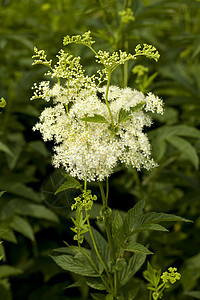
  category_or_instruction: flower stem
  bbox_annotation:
[86,210,114,291]
[105,71,115,127]
[77,241,112,293]
[98,182,116,261]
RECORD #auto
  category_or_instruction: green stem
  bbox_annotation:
[98,182,115,261]
[86,210,114,291]
[114,270,118,298]
[78,241,112,293]
[105,177,109,206]
[105,72,115,127]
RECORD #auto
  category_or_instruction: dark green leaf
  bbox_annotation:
[124,199,145,235]
[0,265,23,278]
[166,135,199,169]
[124,241,152,255]
[55,174,82,194]
[118,103,145,123]
[10,215,35,241]
[118,253,146,287]
[91,293,106,300]
[112,211,125,247]
[0,198,59,223]
[0,142,13,157]
[184,291,200,299]
[51,253,99,277]
[85,277,106,290]
[65,281,84,289]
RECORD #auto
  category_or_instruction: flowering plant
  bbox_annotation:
[31,32,190,299]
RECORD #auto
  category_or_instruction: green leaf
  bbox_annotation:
[10,215,35,241]
[0,280,12,300]
[51,253,99,277]
[118,103,145,123]
[184,291,200,299]
[124,199,145,235]
[28,141,49,157]
[118,253,146,287]
[120,278,141,299]
[85,277,106,290]
[139,212,192,224]
[0,142,13,157]
[0,230,17,243]
[55,173,82,194]
[130,223,168,235]
[166,135,199,169]
[91,293,106,300]
[0,198,59,223]
[0,179,41,202]
[65,281,84,289]
[0,265,23,278]
[80,114,108,123]
[0,191,5,197]
[124,241,152,255]
[112,211,125,247]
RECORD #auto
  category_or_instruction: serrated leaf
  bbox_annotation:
[55,174,82,194]
[85,277,106,290]
[51,253,99,277]
[118,103,145,123]
[130,223,168,235]
[10,215,35,241]
[124,241,152,255]
[166,135,199,169]
[80,114,108,123]
[124,199,145,235]
[140,212,192,224]
[118,253,146,287]
[112,211,125,247]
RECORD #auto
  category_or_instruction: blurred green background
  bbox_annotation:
[0,0,200,299]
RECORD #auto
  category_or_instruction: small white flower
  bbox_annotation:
[32,81,163,181]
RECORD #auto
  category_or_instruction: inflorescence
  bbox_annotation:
[31,31,163,182]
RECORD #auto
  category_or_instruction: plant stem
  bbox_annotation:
[78,241,112,293]
[86,210,114,291]
[105,72,115,127]
[98,181,116,261]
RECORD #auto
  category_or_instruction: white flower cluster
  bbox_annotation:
[33,83,164,182]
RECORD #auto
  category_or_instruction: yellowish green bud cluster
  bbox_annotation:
[63,31,95,48]
[161,267,181,284]
[0,97,6,108]
[71,190,97,211]
[32,47,52,68]
[118,8,135,24]
[135,44,160,62]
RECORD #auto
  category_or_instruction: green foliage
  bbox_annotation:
[55,173,82,194]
